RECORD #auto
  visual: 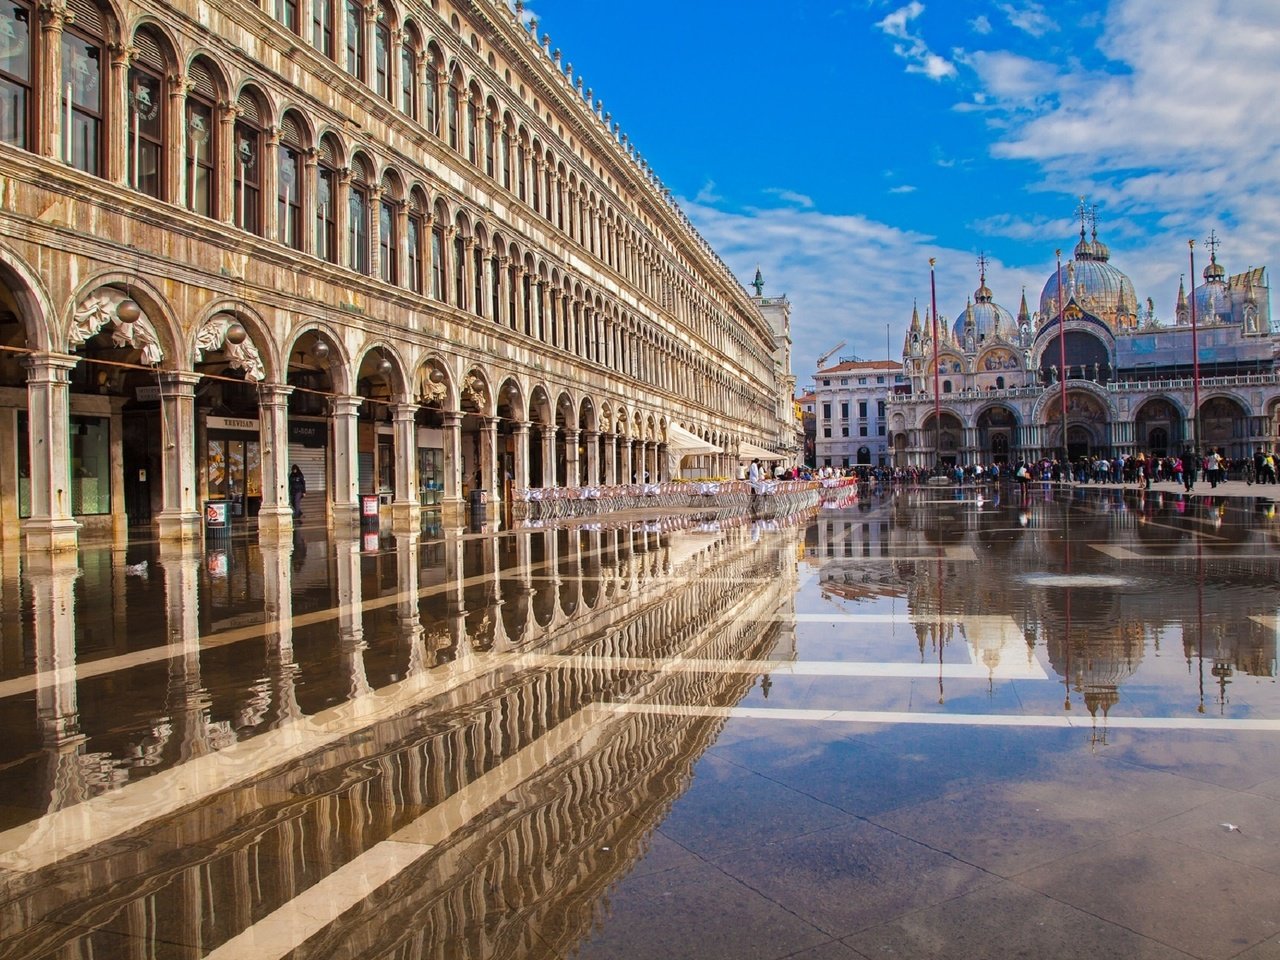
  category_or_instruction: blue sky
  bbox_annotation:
[516,0,1280,381]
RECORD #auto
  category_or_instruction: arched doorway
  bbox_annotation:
[922,412,964,466]
[1200,396,1248,458]
[1044,389,1110,461]
[1134,398,1181,457]
[976,405,1018,464]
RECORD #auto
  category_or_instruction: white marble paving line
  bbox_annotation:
[528,653,1048,681]
[0,650,544,873]
[204,704,607,960]
[608,702,1280,731]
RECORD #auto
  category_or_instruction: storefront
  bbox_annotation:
[205,415,262,518]
[418,426,443,506]
[287,417,328,508]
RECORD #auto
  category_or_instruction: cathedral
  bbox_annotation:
[890,218,1276,467]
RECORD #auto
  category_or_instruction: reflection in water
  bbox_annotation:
[0,489,1276,957]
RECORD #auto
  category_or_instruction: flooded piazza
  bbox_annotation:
[0,486,1279,960]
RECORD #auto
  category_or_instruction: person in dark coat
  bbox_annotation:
[289,465,306,518]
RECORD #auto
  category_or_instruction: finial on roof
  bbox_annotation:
[751,267,765,297]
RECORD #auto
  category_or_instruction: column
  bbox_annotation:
[367,185,383,280]
[257,383,294,537]
[165,74,187,205]
[604,432,617,485]
[621,439,633,485]
[259,539,302,727]
[335,540,372,705]
[335,167,352,269]
[153,371,202,541]
[584,430,599,486]
[262,125,281,243]
[301,148,318,256]
[22,353,78,552]
[391,401,419,529]
[331,394,361,528]
[108,43,132,185]
[563,428,580,488]
[158,540,211,761]
[396,533,426,677]
[37,1,70,159]
[441,411,463,521]
[541,424,557,488]
[512,420,530,491]
[216,101,239,223]
[480,416,498,507]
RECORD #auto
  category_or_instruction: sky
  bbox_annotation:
[513,0,1280,385]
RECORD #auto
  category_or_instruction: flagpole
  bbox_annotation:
[1056,250,1067,469]
[1189,239,1201,456]
[929,258,941,472]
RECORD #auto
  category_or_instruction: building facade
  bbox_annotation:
[812,359,903,468]
[890,224,1278,468]
[0,0,790,550]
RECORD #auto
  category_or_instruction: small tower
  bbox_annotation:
[1176,275,1189,325]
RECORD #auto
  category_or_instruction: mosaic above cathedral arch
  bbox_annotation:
[1036,384,1115,425]
[976,346,1024,373]
[1132,396,1186,423]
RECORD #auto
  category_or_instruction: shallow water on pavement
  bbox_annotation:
[0,484,1278,959]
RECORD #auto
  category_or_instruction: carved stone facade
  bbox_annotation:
[0,0,792,549]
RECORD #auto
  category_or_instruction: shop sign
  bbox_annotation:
[207,416,260,432]
[289,420,327,448]
[135,385,160,401]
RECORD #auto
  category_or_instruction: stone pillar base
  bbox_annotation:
[256,506,294,539]
[25,518,80,553]
[330,502,361,536]
[391,501,421,531]
[156,511,202,542]
[440,497,465,525]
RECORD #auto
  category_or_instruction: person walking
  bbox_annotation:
[1183,449,1197,492]
[289,464,306,519]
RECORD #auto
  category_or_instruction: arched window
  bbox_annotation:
[406,190,425,294]
[472,227,485,317]
[452,217,466,307]
[185,60,217,215]
[344,0,364,80]
[483,104,495,177]
[348,156,371,274]
[500,120,511,189]
[315,134,339,262]
[277,113,305,249]
[373,3,391,100]
[430,206,446,301]
[233,90,264,235]
[506,254,517,328]
[128,29,166,200]
[312,0,334,59]
[445,71,459,149]
[61,0,106,176]
[489,241,501,320]
[424,46,439,134]
[943,380,952,394]
[529,141,540,210]
[0,0,34,150]
[515,136,526,200]
[378,173,399,284]
[275,0,299,34]
[464,91,477,163]
[400,27,418,118]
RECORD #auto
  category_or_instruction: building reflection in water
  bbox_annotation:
[0,511,806,959]
[0,489,1276,957]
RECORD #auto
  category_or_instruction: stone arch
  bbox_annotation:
[414,353,455,408]
[64,274,180,370]
[459,365,491,416]
[191,298,278,382]
[281,319,352,396]
[0,242,63,352]
[354,340,410,401]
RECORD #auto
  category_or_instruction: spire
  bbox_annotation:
[1177,275,1187,309]
[1203,230,1225,282]
[910,299,921,332]
[974,252,993,302]
[751,266,765,297]
[1018,286,1031,324]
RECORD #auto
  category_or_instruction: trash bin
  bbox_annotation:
[360,494,380,527]
[204,499,230,537]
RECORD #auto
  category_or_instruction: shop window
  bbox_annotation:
[0,0,32,150]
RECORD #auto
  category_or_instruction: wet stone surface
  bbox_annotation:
[0,484,1278,959]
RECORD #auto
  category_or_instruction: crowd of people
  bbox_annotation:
[777,449,1278,491]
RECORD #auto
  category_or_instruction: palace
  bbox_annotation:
[0,0,793,550]
[889,220,1277,468]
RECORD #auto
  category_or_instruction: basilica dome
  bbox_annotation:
[1039,229,1139,329]
[952,279,1016,343]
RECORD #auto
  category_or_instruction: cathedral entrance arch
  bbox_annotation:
[1044,388,1110,460]
[976,405,1018,463]
[1200,396,1248,458]
[922,412,963,466]
[1134,398,1182,457]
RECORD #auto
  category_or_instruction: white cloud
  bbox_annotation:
[889,185,918,194]
[998,1,1058,37]
[681,199,1047,378]
[696,180,722,204]
[968,0,1280,315]
[875,2,958,81]
[970,14,993,35]
[764,188,815,208]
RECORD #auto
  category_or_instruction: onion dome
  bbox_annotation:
[1039,221,1138,328]
[952,265,1015,342]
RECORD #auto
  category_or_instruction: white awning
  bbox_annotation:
[738,441,786,461]
[666,423,722,457]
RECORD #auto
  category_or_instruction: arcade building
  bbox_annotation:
[890,223,1277,468]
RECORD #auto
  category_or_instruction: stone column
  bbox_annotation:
[216,100,239,223]
[366,184,382,279]
[480,416,498,509]
[166,73,188,204]
[441,411,463,522]
[396,532,426,677]
[262,124,281,242]
[157,540,212,761]
[391,401,420,529]
[541,424,558,488]
[257,383,294,538]
[604,432,617,485]
[495,255,509,327]
[331,394,361,528]
[22,354,78,552]
[37,1,70,159]
[335,540,372,704]
[584,430,599,486]
[156,371,202,541]
[259,538,302,726]
[512,420,530,491]
[621,439,633,485]
[563,428,580,488]
[335,166,352,269]
[108,42,132,185]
